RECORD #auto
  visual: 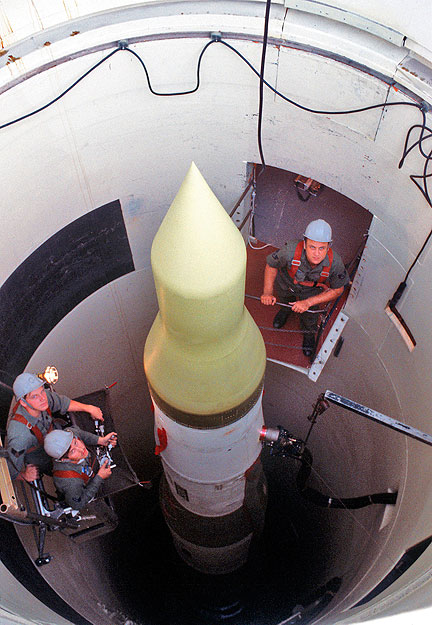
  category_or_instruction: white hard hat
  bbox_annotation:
[13,373,43,401]
[44,430,74,460]
[304,219,332,243]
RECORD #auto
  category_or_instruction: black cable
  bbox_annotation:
[0,37,426,170]
[0,39,219,134]
[0,47,122,132]
[121,39,217,96]
[0,514,35,526]
[217,40,422,117]
[1,36,423,145]
[398,107,432,215]
[296,447,398,509]
[389,120,432,305]
[399,109,432,164]
[409,146,432,210]
[0,380,13,393]
[399,122,430,167]
[0,38,218,130]
[218,38,432,214]
[257,0,272,176]
[28,480,59,503]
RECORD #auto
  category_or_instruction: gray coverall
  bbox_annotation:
[52,428,104,510]
[6,389,71,480]
[266,240,350,333]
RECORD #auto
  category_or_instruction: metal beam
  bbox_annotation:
[324,390,432,447]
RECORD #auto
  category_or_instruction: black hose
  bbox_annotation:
[297,448,397,509]
[28,481,59,503]
[0,513,35,526]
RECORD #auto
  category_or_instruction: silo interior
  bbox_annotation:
[1,2,432,625]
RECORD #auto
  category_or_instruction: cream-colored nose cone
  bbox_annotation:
[144,162,266,421]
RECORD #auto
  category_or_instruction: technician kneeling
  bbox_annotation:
[44,429,117,510]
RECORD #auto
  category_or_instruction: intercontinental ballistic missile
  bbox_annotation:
[144,163,267,574]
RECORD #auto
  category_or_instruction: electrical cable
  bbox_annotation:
[296,447,397,509]
[0,38,218,133]
[0,37,427,174]
[218,37,432,202]
[0,514,36,526]
[390,112,432,302]
[218,40,422,116]
[0,36,428,190]
[304,459,402,576]
[248,239,270,250]
[263,419,403,587]
[256,0,272,176]
[0,47,122,131]
[120,39,217,97]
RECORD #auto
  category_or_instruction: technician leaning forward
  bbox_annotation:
[261,219,350,357]
[6,372,104,482]
[44,429,117,510]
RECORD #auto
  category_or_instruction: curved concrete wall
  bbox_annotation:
[1,2,432,624]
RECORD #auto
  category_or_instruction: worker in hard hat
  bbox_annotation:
[260,219,349,357]
[44,428,117,510]
[6,372,105,482]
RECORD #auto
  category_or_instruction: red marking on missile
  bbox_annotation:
[155,427,168,455]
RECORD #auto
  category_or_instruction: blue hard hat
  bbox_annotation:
[304,219,332,243]
[13,372,43,400]
[44,429,74,459]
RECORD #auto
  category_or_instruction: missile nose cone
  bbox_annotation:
[151,162,247,343]
[144,163,265,417]
[151,161,245,301]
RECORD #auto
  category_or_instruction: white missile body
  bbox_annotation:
[154,395,264,517]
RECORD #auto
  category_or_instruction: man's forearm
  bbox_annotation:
[307,286,344,307]
[68,400,103,421]
[263,265,278,295]
[68,400,93,413]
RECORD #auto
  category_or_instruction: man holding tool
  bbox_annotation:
[260,219,349,357]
